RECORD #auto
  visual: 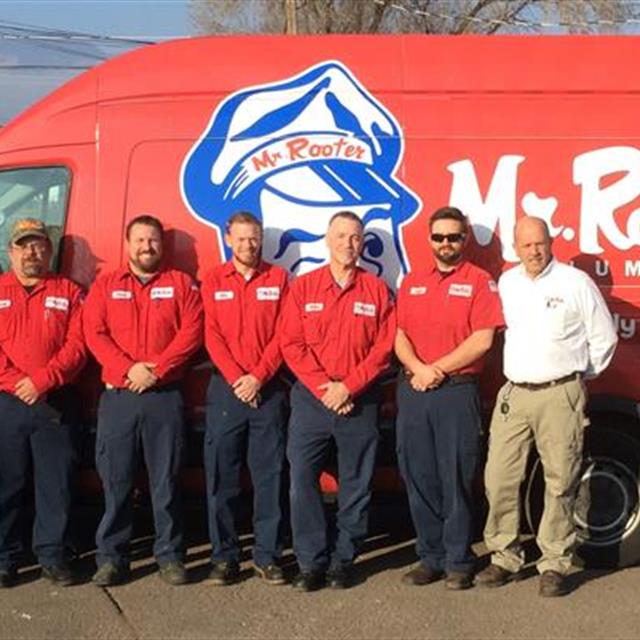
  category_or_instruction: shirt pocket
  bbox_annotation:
[544,303,578,340]
[302,313,324,346]
[107,299,135,331]
[0,310,13,342]
[43,308,68,345]
[352,312,379,345]
[444,295,473,330]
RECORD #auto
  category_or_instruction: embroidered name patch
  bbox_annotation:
[0,300,11,309]
[354,302,376,317]
[45,296,69,311]
[448,284,473,298]
[111,290,132,300]
[256,286,280,301]
[305,302,323,312]
[214,290,234,301]
[150,286,174,300]
[409,286,427,296]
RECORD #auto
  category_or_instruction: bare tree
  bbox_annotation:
[189,0,637,35]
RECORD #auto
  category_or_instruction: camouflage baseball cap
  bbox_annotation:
[10,218,49,244]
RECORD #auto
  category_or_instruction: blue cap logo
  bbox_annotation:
[180,60,421,287]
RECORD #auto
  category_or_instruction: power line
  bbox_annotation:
[0,20,155,45]
[0,65,93,70]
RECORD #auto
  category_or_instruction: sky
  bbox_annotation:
[0,0,193,123]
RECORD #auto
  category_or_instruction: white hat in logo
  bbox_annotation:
[181,60,421,286]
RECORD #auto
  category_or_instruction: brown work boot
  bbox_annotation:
[445,571,474,590]
[539,570,569,597]
[402,564,444,586]
[474,563,518,588]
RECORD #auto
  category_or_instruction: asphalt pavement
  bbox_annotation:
[1,501,639,640]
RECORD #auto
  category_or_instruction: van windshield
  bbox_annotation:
[0,167,70,273]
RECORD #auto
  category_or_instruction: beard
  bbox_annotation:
[434,247,463,266]
[21,258,47,277]
[131,251,161,274]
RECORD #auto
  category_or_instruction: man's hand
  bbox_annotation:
[15,377,39,405]
[336,400,355,416]
[409,363,446,392]
[126,362,158,394]
[318,381,350,413]
[232,374,261,404]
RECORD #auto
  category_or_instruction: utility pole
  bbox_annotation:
[285,0,298,34]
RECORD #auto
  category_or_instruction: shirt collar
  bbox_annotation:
[517,257,557,281]
[320,264,361,291]
[8,270,50,294]
[222,259,269,280]
[116,265,163,285]
[429,259,469,279]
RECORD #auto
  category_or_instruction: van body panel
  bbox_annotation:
[0,35,639,501]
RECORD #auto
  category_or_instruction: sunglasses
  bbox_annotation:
[430,233,466,244]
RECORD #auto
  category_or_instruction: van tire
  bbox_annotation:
[524,415,640,568]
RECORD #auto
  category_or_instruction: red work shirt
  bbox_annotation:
[280,265,395,399]
[397,261,504,375]
[201,260,288,385]
[83,267,203,387]
[0,271,86,395]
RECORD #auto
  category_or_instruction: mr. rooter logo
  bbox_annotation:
[180,60,640,288]
[180,60,421,289]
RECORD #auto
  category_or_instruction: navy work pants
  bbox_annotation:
[0,391,75,570]
[396,378,481,573]
[95,386,185,568]
[204,373,286,567]
[287,381,379,571]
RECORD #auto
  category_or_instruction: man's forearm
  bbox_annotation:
[433,329,495,374]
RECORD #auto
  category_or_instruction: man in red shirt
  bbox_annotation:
[280,211,395,591]
[201,211,289,586]
[395,206,503,590]
[83,215,202,587]
[0,218,86,588]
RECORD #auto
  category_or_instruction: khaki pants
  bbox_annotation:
[483,377,588,574]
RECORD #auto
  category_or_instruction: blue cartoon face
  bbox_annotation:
[180,60,421,288]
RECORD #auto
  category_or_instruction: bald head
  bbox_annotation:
[514,216,552,278]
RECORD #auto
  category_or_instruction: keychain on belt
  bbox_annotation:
[500,382,513,421]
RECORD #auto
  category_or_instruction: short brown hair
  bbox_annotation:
[328,210,363,231]
[225,211,262,234]
[126,214,164,240]
[429,206,469,233]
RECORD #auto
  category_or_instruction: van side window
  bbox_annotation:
[0,167,70,272]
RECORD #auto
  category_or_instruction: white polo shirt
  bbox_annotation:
[499,258,617,384]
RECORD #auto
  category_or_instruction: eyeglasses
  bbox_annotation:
[12,240,49,253]
[430,233,466,244]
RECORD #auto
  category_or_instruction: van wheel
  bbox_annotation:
[524,416,640,568]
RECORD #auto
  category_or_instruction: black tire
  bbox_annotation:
[524,415,640,568]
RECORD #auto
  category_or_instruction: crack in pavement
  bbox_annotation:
[99,587,140,639]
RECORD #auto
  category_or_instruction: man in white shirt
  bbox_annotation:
[476,216,617,597]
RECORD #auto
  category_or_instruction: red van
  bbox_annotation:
[0,35,638,567]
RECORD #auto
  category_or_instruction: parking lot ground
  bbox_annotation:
[2,500,640,640]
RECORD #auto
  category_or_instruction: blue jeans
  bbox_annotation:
[396,378,481,573]
[287,382,379,571]
[204,373,286,566]
[95,386,185,567]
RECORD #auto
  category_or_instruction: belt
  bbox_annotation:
[402,371,478,387]
[442,374,478,387]
[511,372,580,391]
